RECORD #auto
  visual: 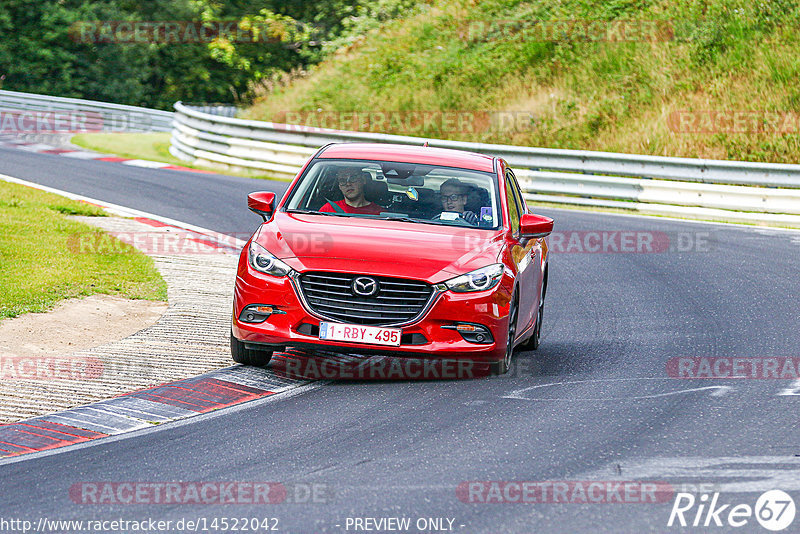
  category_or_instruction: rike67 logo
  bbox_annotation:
[668,490,796,531]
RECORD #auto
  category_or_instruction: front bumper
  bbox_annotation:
[232,267,513,363]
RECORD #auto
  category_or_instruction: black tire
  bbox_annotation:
[491,291,518,375]
[519,268,547,351]
[519,299,543,351]
[531,301,544,350]
[230,333,250,364]
[249,348,273,367]
[230,333,273,367]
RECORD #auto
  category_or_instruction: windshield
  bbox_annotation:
[284,159,500,229]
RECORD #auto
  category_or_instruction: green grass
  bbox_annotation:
[245,0,800,164]
[71,132,176,164]
[0,181,167,319]
[70,132,286,181]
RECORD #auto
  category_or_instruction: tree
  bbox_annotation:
[0,0,368,108]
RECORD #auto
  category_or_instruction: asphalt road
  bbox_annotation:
[2,146,799,533]
[0,145,274,233]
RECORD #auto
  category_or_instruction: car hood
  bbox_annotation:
[254,212,504,283]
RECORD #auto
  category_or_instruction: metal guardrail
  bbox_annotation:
[183,104,239,118]
[170,101,800,224]
[0,89,173,132]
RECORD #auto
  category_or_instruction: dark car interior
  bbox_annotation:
[301,164,495,227]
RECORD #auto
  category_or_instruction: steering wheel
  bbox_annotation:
[449,215,478,227]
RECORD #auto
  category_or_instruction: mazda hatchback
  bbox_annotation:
[231,143,553,374]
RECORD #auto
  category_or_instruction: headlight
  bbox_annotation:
[442,263,504,293]
[248,241,293,277]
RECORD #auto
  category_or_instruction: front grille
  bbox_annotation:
[297,272,434,326]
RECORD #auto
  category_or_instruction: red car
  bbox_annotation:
[231,143,553,374]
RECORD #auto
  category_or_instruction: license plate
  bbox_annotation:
[319,322,401,347]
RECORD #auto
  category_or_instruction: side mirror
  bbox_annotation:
[248,192,276,221]
[520,214,553,238]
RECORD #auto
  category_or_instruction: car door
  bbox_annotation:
[504,169,537,334]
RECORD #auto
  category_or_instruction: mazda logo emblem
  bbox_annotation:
[352,277,378,296]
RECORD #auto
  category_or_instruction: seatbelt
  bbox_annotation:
[326,200,346,213]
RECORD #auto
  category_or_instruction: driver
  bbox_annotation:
[433,179,478,225]
[320,167,383,215]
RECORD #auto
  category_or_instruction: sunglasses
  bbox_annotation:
[337,176,361,185]
[441,193,466,202]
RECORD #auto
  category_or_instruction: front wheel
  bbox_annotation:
[519,299,543,351]
[519,270,547,351]
[230,333,273,367]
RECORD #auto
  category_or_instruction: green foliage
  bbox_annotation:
[0,0,369,108]
[245,0,800,163]
[321,0,423,55]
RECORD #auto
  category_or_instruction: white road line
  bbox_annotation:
[777,378,800,395]
[0,173,247,247]
[59,151,113,159]
[13,143,54,151]
[121,159,171,169]
[580,456,800,493]
[503,377,733,401]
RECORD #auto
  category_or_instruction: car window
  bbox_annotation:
[507,170,527,215]
[284,159,501,229]
[505,172,521,235]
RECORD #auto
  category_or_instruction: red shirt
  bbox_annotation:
[320,199,383,215]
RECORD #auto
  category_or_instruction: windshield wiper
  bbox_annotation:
[286,209,349,217]
[373,215,445,226]
[288,211,463,226]
[285,208,316,214]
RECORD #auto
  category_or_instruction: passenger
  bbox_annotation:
[433,178,479,225]
[320,167,383,215]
